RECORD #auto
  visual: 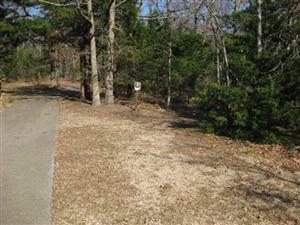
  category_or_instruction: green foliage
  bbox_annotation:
[172,31,214,101]
[0,0,298,147]
[116,20,214,101]
[4,45,49,81]
[191,0,298,146]
[195,83,299,145]
[196,84,250,139]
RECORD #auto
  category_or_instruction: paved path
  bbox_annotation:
[1,98,59,225]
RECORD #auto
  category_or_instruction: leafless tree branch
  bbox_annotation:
[37,0,77,7]
[116,0,128,8]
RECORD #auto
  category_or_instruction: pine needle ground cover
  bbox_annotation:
[52,99,300,225]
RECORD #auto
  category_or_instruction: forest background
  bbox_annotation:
[0,0,299,147]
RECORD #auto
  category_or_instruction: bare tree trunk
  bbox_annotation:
[166,0,172,108]
[84,50,92,100]
[210,1,221,85]
[210,0,230,86]
[50,63,56,87]
[0,77,2,97]
[80,81,85,99]
[105,0,116,104]
[221,37,230,86]
[193,0,199,32]
[233,0,241,33]
[167,41,172,108]
[257,0,262,58]
[51,61,60,87]
[207,1,231,87]
[56,63,60,87]
[235,0,241,12]
[216,47,220,84]
[79,52,87,100]
[88,0,101,106]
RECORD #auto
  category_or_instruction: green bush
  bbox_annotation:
[196,84,250,139]
[195,84,299,144]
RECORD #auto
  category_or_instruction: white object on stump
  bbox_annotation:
[134,82,141,91]
[134,82,141,110]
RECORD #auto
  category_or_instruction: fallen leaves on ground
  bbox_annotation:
[52,99,300,225]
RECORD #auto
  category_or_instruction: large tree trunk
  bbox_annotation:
[257,0,262,58]
[105,0,116,104]
[88,0,101,106]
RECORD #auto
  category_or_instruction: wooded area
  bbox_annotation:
[0,0,299,146]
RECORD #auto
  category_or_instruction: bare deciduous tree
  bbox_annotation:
[207,0,230,86]
[105,0,116,104]
[166,0,172,108]
[86,0,101,106]
[257,0,262,58]
[37,0,101,106]
[105,0,128,104]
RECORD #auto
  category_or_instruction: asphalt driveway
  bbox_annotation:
[1,98,59,225]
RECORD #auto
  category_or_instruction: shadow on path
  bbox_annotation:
[4,85,91,104]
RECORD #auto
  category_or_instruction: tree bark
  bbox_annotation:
[79,51,89,100]
[167,41,172,108]
[88,0,101,106]
[257,0,262,58]
[210,0,230,86]
[84,50,92,100]
[0,77,2,97]
[233,0,241,34]
[105,0,116,104]
[166,0,172,108]
[235,0,241,12]
[216,47,220,84]
[211,0,221,85]
[193,0,199,32]
[51,61,60,87]
[221,37,230,86]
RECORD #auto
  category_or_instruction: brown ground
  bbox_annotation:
[2,82,300,225]
[52,97,300,225]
